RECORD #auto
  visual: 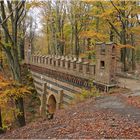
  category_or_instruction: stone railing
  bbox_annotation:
[29,55,96,77]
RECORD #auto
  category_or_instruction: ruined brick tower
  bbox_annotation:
[95,42,117,85]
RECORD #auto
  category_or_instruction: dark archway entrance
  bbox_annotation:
[48,95,57,114]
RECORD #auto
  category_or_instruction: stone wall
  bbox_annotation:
[95,42,117,85]
[26,42,118,116]
[29,55,96,81]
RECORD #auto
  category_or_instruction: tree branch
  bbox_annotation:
[17,11,26,26]
[136,14,140,25]
[110,0,125,27]
[17,1,26,22]
[0,1,22,26]
[0,2,14,44]
[99,2,121,38]
[7,1,14,22]
[110,0,123,15]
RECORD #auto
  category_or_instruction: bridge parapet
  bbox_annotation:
[30,54,96,77]
[26,42,117,86]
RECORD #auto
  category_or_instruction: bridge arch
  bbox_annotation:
[47,93,58,114]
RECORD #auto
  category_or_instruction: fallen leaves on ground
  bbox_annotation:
[0,95,140,139]
[125,96,140,108]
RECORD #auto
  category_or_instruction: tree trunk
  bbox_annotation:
[120,1,127,72]
[130,33,136,70]
[19,39,25,60]
[46,24,50,54]
[12,60,26,127]
[71,26,74,55]
[0,108,4,134]
[6,50,26,127]
[74,22,79,57]
[110,27,114,42]
[132,49,136,70]
[15,98,25,127]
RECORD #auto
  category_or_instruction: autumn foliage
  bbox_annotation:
[0,73,31,128]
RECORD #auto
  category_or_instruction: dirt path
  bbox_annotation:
[118,77,140,96]
[95,95,140,121]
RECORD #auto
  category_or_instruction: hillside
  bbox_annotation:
[0,93,140,139]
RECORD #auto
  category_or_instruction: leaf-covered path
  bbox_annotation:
[1,93,140,139]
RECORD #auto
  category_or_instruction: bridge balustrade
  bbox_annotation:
[70,60,77,70]
[83,62,89,74]
[39,56,42,63]
[48,57,52,65]
[42,56,45,64]
[45,56,49,64]
[40,56,43,64]
[65,59,70,69]
[40,56,43,63]
[36,55,39,63]
[60,58,65,68]
[36,56,39,63]
[30,55,96,76]
[76,61,82,72]
[56,58,61,66]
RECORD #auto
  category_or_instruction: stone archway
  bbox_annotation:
[47,94,57,114]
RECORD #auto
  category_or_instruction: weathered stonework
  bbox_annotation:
[25,42,117,117]
[95,42,117,85]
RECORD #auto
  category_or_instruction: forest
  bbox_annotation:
[0,0,140,139]
[33,0,140,71]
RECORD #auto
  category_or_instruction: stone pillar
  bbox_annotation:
[53,59,56,66]
[38,56,40,63]
[40,82,47,117]
[48,57,51,65]
[36,55,39,63]
[38,56,41,63]
[70,60,76,70]
[45,56,49,64]
[42,56,45,64]
[36,56,38,63]
[56,58,61,67]
[65,60,70,69]
[76,58,82,72]
[39,56,41,64]
[40,56,43,64]
[60,58,65,68]
[76,61,80,72]
[83,62,89,74]
[57,90,63,109]
[41,56,44,64]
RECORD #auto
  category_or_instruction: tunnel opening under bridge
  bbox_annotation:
[47,95,57,119]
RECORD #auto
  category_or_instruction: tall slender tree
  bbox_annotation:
[0,1,26,126]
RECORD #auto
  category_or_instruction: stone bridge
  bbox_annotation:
[25,42,117,116]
